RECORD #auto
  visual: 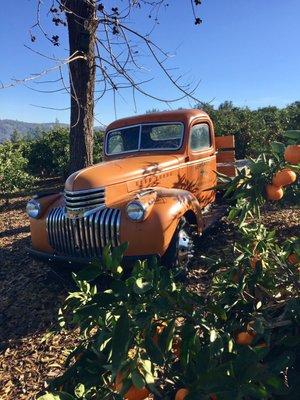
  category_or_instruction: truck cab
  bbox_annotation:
[27,109,235,268]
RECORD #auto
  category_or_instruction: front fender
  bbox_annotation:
[29,193,63,253]
[118,188,203,257]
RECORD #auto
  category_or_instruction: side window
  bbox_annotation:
[190,123,211,151]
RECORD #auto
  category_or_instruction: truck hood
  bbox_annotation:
[65,154,183,191]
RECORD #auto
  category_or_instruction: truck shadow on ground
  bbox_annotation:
[0,235,76,349]
[0,199,31,212]
[0,225,30,239]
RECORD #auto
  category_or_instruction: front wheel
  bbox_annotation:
[161,217,195,273]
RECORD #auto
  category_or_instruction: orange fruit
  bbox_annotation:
[256,341,267,349]
[172,336,182,358]
[232,272,239,283]
[175,388,189,400]
[272,168,297,187]
[288,253,299,265]
[236,331,256,345]
[232,268,245,282]
[265,184,284,201]
[115,373,149,400]
[115,373,124,391]
[75,353,83,362]
[284,145,300,165]
[152,322,167,345]
[250,255,260,269]
[124,386,150,400]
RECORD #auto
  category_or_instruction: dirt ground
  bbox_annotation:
[0,188,299,400]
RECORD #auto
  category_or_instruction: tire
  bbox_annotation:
[161,217,195,274]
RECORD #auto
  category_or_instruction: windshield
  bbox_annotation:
[106,123,184,155]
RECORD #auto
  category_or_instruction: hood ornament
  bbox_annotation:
[66,208,83,219]
[66,205,105,220]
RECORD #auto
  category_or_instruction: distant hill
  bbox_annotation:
[0,119,105,142]
[0,119,69,142]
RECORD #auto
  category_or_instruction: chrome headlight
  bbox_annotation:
[26,199,42,219]
[126,201,146,222]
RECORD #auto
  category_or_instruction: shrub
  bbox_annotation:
[38,236,300,399]
[93,130,104,164]
[0,142,34,204]
[23,128,104,178]
[38,244,204,399]
[25,128,70,177]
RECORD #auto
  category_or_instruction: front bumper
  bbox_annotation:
[27,247,158,267]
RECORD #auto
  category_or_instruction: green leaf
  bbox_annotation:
[282,130,300,140]
[58,308,65,328]
[111,309,130,372]
[110,279,129,299]
[228,207,240,220]
[252,318,264,334]
[111,242,129,268]
[76,304,101,319]
[159,320,175,353]
[180,322,195,368]
[266,375,286,391]
[208,304,227,321]
[76,261,102,281]
[38,395,57,400]
[118,378,132,397]
[92,292,118,307]
[38,393,75,400]
[233,347,259,380]
[140,359,152,375]
[133,278,153,294]
[280,335,300,347]
[64,346,85,367]
[268,351,295,373]
[131,370,145,390]
[241,383,269,399]
[210,330,217,343]
[74,383,85,398]
[270,141,285,155]
[102,245,112,270]
[144,372,155,385]
[144,332,164,366]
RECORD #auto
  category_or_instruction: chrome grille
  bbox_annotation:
[47,207,121,258]
[65,187,105,212]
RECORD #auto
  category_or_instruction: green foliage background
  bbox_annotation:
[198,101,300,159]
[0,141,34,200]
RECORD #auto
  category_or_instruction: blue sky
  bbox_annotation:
[0,0,299,125]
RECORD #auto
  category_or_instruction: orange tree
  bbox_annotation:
[38,243,209,400]
[38,136,299,400]
[172,134,300,399]
[0,141,34,205]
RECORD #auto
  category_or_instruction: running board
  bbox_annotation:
[202,205,228,231]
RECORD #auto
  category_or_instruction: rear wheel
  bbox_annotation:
[162,217,195,274]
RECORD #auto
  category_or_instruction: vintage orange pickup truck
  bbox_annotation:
[26,109,236,268]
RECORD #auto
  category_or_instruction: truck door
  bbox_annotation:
[186,121,217,207]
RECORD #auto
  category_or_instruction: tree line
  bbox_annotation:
[0,101,299,200]
[199,101,300,159]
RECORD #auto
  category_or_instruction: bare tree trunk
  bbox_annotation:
[64,0,97,175]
